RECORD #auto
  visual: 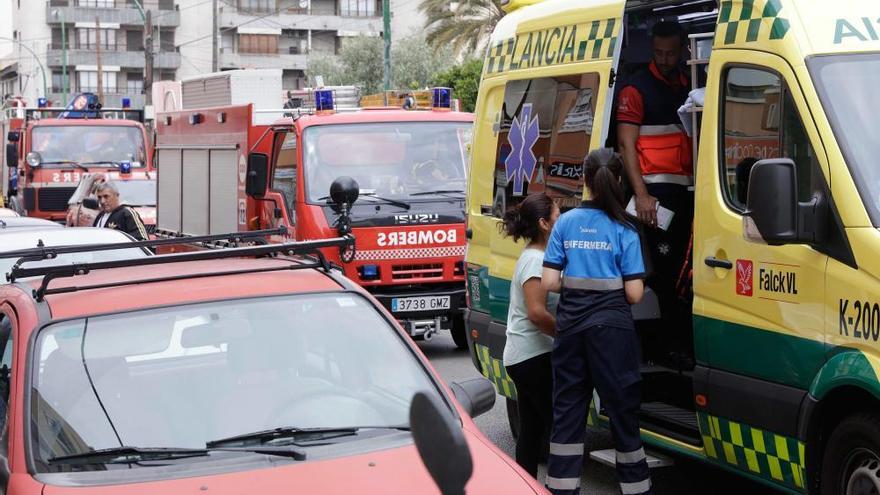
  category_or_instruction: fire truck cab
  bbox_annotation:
[155,89,474,347]
[5,93,153,222]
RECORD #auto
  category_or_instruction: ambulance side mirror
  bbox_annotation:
[744,158,824,246]
[409,391,473,495]
[245,153,269,198]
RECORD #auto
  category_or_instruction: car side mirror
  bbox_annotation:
[6,143,16,168]
[743,158,824,246]
[82,197,99,210]
[245,153,269,198]
[409,391,473,495]
[6,131,19,143]
[450,378,496,419]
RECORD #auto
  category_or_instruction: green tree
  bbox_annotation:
[434,58,483,112]
[420,0,503,57]
[392,36,454,90]
[306,35,453,94]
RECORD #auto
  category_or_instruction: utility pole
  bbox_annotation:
[96,17,103,103]
[144,9,153,107]
[212,0,219,72]
[382,0,391,93]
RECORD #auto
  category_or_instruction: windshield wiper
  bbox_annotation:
[408,189,466,197]
[37,160,88,171]
[80,160,122,168]
[358,193,411,210]
[48,446,209,465]
[318,193,410,210]
[206,425,410,449]
[207,426,360,448]
[48,444,310,466]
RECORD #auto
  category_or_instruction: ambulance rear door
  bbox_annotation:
[466,0,626,391]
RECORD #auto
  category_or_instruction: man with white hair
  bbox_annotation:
[92,179,149,241]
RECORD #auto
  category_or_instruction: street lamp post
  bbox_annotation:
[0,36,48,99]
[51,9,68,104]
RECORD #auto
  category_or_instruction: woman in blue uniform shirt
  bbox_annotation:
[541,148,652,495]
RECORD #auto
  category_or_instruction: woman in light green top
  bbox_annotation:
[500,193,560,477]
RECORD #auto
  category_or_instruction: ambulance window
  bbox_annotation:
[491,73,600,216]
[273,133,297,222]
[721,66,818,211]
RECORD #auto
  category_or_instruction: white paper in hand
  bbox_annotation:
[626,197,675,231]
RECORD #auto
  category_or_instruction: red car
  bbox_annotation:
[0,233,546,494]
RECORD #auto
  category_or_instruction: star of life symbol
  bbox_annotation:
[505,103,540,196]
[657,242,671,256]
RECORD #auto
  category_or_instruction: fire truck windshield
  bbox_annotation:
[31,125,146,167]
[303,122,470,203]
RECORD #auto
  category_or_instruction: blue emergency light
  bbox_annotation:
[315,89,334,113]
[359,264,380,280]
[37,97,48,108]
[432,87,452,110]
[121,97,131,109]
[119,161,132,174]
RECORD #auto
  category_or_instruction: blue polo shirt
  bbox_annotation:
[543,202,646,333]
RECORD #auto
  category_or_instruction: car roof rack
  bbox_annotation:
[1,227,288,275]
[9,234,354,302]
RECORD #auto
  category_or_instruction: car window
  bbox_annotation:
[0,312,13,434]
[720,66,820,211]
[31,293,442,471]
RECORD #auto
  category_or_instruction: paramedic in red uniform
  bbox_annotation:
[616,21,694,365]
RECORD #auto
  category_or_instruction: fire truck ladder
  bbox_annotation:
[6,230,355,301]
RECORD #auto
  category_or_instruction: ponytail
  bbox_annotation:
[499,193,556,243]
[584,148,636,230]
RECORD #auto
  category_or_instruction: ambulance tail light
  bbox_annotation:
[358,264,381,281]
[315,89,335,114]
[432,87,452,111]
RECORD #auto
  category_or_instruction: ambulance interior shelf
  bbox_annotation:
[685,32,714,167]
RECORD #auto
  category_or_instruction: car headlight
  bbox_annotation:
[26,151,42,167]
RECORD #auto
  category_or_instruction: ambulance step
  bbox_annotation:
[589,449,674,469]
[638,401,702,446]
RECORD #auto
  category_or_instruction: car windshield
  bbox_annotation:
[303,122,471,203]
[30,292,441,471]
[31,125,146,167]
[0,229,148,280]
[809,53,880,225]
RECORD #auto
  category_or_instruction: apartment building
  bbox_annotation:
[6,0,181,110]
[176,0,421,90]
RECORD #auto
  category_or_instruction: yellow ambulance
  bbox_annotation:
[464,0,880,492]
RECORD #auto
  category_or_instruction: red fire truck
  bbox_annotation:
[155,89,473,347]
[4,93,153,222]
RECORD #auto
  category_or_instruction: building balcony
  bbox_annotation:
[46,48,180,70]
[48,90,145,110]
[46,3,180,28]
[221,10,381,36]
[219,51,310,71]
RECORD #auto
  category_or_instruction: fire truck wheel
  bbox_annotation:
[821,412,880,495]
[506,398,519,439]
[451,315,468,350]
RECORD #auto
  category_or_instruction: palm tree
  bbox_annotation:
[420,0,504,57]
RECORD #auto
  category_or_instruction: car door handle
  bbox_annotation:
[704,257,733,270]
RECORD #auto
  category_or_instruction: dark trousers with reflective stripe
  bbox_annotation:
[546,325,651,495]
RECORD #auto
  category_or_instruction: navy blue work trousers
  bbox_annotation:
[546,325,652,495]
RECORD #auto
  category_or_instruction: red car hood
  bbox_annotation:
[42,428,544,495]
